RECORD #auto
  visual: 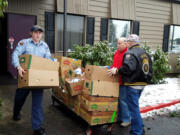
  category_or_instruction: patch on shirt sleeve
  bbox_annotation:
[19,42,24,46]
[19,39,26,46]
[125,54,131,59]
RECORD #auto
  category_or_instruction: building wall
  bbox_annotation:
[4,0,180,72]
[136,0,171,49]
[88,0,110,42]
[86,0,172,48]
[4,0,176,47]
[5,0,173,48]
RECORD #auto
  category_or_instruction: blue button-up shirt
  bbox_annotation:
[12,38,51,68]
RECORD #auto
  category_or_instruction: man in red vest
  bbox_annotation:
[108,37,131,127]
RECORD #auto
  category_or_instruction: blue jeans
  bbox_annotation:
[118,86,131,122]
[127,86,144,135]
[13,88,43,130]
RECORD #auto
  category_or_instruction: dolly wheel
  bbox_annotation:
[107,125,113,132]
[85,128,92,135]
[107,125,113,135]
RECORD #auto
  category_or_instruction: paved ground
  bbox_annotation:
[0,75,180,135]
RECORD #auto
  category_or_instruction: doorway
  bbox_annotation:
[0,13,36,78]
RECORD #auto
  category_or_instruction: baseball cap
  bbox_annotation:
[127,34,140,43]
[30,25,43,32]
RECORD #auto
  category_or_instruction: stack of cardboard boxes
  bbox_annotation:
[80,65,119,125]
[18,54,120,126]
[52,57,120,126]
[53,56,83,115]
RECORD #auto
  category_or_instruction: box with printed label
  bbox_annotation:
[65,78,84,96]
[79,107,117,125]
[81,94,118,111]
[55,56,82,88]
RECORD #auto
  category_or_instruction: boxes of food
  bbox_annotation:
[68,95,81,115]
[55,56,82,88]
[18,54,59,88]
[65,78,84,96]
[79,107,117,125]
[85,65,119,82]
[81,94,118,111]
[53,87,69,106]
[83,80,119,97]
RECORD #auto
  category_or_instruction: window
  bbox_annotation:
[108,19,131,47]
[169,25,180,53]
[57,14,85,51]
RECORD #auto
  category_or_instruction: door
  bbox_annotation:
[7,13,36,78]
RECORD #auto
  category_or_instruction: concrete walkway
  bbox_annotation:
[0,75,180,135]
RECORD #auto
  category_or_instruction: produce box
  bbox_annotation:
[18,54,59,88]
[85,65,119,82]
[68,95,81,115]
[55,56,82,88]
[65,78,84,96]
[55,56,82,68]
[81,94,118,111]
[83,80,119,97]
[79,107,117,125]
[53,87,69,106]
[53,87,81,115]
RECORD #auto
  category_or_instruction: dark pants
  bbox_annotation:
[126,86,144,135]
[13,88,43,130]
[118,86,131,122]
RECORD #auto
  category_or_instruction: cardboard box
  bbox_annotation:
[18,69,59,88]
[79,107,117,125]
[55,56,82,68]
[19,54,59,71]
[85,65,119,82]
[18,55,59,88]
[83,80,119,97]
[65,78,84,96]
[53,87,69,106]
[81,95,118,111]
[55,56,82,88]
[60,67,75,80]
[52,87,81,114]
[68,95,81,115]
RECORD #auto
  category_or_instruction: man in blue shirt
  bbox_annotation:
[12,25,50,135]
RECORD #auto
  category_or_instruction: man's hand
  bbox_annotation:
[17,66,25,77]
[107,67,118,76]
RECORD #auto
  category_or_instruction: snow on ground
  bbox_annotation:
[139,77,180,118]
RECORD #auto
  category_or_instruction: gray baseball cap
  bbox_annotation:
[31,25,43,32]
[127,34,140,43]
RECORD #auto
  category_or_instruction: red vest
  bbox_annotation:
[111,48,127,85]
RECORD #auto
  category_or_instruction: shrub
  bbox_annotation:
[68,41,116,67]
[142,44,171,84]
[69,41,171,84]
[0,0,8,16]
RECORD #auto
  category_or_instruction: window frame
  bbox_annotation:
[168,24,180,54]
[55,12,86,53]
[107,18,133,46]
